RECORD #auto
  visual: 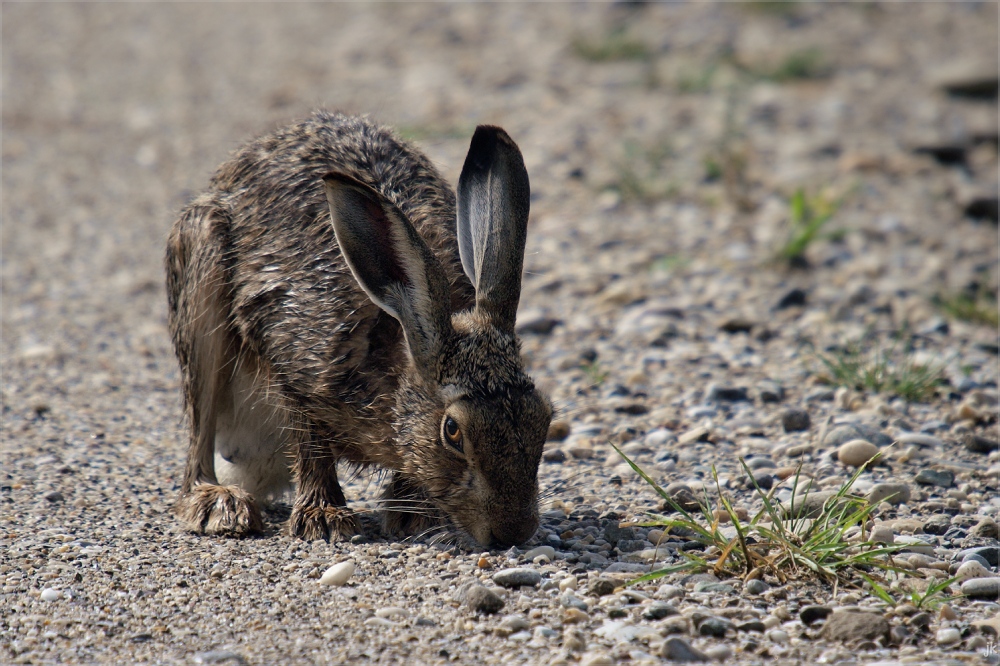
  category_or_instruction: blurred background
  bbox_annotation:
[2,1,997,465]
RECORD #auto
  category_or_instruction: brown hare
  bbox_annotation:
[165,112,552,547]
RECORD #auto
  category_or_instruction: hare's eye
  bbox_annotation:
[442,416,463,451]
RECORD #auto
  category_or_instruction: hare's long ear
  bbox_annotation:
[324,173,451,377]
[456,126,530,331]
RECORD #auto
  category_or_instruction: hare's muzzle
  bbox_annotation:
[487,512,539,548]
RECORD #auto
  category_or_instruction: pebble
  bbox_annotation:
[744,579,769,595]
[973,518,999,539]
[660,637,709,662]
[820,612,889,643]
[936,627,962,645]
[959,546,1000,567]
[641,601,677,620]
[955,560,993,580]
[319,560,356,587]
[558,576,578,592]
[588,578,616,597]
[825,424,892,448]
[656,584,684,600]
[496,615,529,637]
[523,546,555,561]
[563,608,590,624]
[39,588,61,602]
[870,525,895,544]
[464,585,505,615]
[965,433,998,454]
[914,468,954,487]
[579,652,614,666]
[766,629,789,643]
[193,651,246,664]
[867,483,911,506]
[697,616,732,637]
[939,604,957,622]
[492,568,541,588]
[546,420,571,442]
[961,577,1000,600]
[837,439,879,467]
[781,408,811,432]
[561,593,589,611]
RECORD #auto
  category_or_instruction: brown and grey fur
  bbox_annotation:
[165,111,551,547]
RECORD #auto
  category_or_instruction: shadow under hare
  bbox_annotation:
[165,112,552,547]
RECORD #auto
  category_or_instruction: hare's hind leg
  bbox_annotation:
[167,205,263,536]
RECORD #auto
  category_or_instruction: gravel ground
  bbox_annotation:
[2,3,999,665]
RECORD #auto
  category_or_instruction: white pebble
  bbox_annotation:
[558,576,578,592]
[40,588,61,602]
[837,439,879,467]
[523,545,555,561]
[375,607,408,619]
[936,627,961,645]
[319,560,356,586]
[762,616,780,630]
[869,525,895,544]
[955,560,993,581]
[767,629,789,643]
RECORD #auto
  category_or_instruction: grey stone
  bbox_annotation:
[660,637,709,662]
[744,579,769,595]
[492,568,541,588]
[694,581,734,594]
[965,434,999,454]
[696,616,733,637]
[914,468,954,487]
[867,483,911,506]
[706,385,748,402]
[587,577,616,597]
[758,381,785,403]
[560,593,588,611]
[972,519,999,539]
[465,585,505,614]
[781,408,811,432]
[193,652,247,665]
[641,601,678,620]
[737,620,767,632]
[824,424,892,448]
[958,546,999,567]
[819,611,890,643]
[961,577,1000,600]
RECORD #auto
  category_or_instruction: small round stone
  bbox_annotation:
[660,637,709,662]
[558,576,578,592]
[956,560,992,580]
[867,483,911,506]
[838,439,879,467]
[961,577,1000,600]
[465,585,504,614]
[936,627,962,645]
[870,525,895,544]
[744,579,769,595]
[781,408,811,432]
[319,560,356,586]
[563,608,589,624]
[40,588,61,602]
[641,601,677,620]
[972,518,999,539]
[800,605,833,625]
[579,651,613,666]
[523,545,555,561]
[492,567,541,588]
[767,629,789,643]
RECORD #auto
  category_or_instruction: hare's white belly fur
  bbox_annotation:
[213,362,292,500]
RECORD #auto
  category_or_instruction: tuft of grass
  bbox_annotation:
[571,28,651,63]
[738,48,832,83]
[581,360,608,387]
[776,188,842,265]
[933,283,999,328]
[613,447,955,604]
[813,332,945,402]
[613,447,927,590]
[862,573,962,611]
[608,138,678,204]
[746,1,801,16]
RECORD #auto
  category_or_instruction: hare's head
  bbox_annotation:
[324,126,551,547]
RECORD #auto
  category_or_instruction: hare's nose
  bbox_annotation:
[489,515,539,548]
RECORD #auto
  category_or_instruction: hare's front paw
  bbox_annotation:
[290,502,360,541]
[175,484,263,536]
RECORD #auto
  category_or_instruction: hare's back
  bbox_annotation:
[211,112,471,409]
